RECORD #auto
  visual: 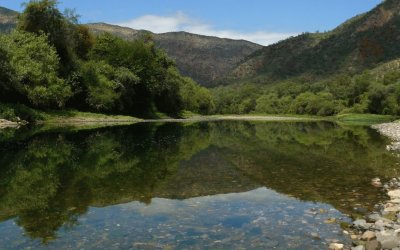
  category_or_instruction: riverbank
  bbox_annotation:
[144,114,314,123]
[0,110,318,129]
[338,121,400,250]
[0,110,397,130]
[344,178,400,250]
[335,114,397,126]
[38,110,143,126]
[38,112,397,125]
[42,112,394,124]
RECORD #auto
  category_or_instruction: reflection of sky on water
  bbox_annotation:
[0,188,351,250]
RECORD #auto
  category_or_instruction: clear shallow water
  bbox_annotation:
[0,121,399,249]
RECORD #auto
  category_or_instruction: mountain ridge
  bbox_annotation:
[229,0,400,84]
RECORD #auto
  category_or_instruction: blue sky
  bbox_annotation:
[1,0,382,45]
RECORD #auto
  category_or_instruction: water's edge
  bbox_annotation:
[341,123,400,250]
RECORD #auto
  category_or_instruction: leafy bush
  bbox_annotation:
[0,31,72,107]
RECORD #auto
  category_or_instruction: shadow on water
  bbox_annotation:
[0,121,399,247]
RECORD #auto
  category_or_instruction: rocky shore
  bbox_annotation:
[372,123,400,151]
[335,122,400,250]
[342,177,400,250]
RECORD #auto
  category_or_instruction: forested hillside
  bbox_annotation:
[230,0,400,82]
[211,0,400,117]
[212,60,400,116]
[0,0,214,121]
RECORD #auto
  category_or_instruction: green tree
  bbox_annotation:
[367,82,387,114]
[17,0,78,72]
[80,61,120,111]
[154,68,183,115]
[0,46,14,101]
[255,93,281,114]
[114,67,140,113]
[73,25,95,60]
[90,33,171,115]
[0,31,71,107]
[180,77,214,114]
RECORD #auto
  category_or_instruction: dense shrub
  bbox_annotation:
[0,31,71,107]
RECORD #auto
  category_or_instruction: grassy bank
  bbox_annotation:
[333,114,398,126]
[0,103,142,127]
[0,103,397,128]
[183,113,397,125]
[38,110,142,124]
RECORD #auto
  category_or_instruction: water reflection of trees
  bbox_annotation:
[0,121,398,242]
[212,121,399,214]
[0,123,211,242]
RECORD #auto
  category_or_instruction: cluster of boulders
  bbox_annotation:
[344,178,400,250]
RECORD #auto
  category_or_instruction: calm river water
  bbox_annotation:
[0,121,399,249]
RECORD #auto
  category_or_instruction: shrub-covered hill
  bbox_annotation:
[229,0,400,84]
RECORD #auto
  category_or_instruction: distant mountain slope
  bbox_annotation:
[88,23,262,86]
[0,7,17,32]
[230,0,400,83]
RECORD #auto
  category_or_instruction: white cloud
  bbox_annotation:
[115,12,297,46]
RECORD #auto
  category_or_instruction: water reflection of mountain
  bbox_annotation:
[0,121,399,241]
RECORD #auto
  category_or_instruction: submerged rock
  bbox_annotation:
[371,178,382,188]
[310,232,320,240]
[325,218,337,224]
[353,219,372,230]
[329,242,344,250]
